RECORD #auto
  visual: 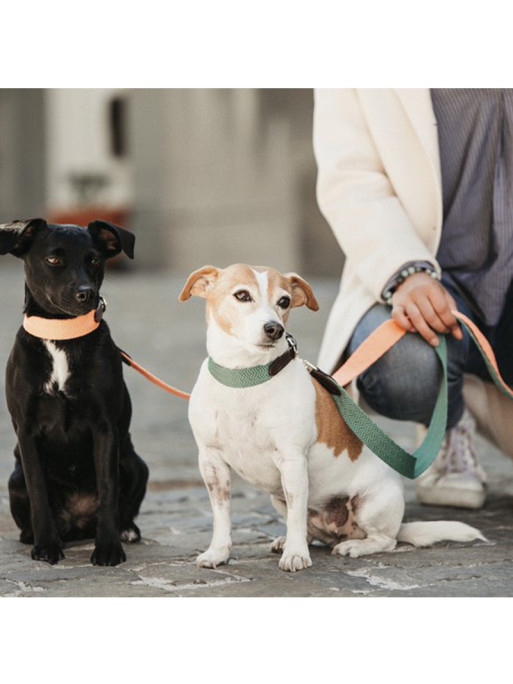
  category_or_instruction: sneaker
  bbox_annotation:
[415,409,487,509]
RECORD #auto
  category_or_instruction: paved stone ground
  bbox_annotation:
[1,260,512,597]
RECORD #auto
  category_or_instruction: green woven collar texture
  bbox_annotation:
[208,333,298,388]
[208,357,274,388]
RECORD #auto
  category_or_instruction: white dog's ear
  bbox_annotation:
[285,273,319,311]
[179,265,220,301]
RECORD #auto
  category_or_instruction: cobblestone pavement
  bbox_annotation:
[1,261,512,597]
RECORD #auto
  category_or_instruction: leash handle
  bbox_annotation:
[329,309,513,479]
[119,350,191,400]
[333,309,513,398]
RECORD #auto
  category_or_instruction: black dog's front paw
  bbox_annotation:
[91,542,127,567]
[31,541,65,565]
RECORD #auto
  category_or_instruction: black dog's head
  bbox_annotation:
[0,218,135,317]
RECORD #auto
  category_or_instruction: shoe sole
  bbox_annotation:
[416,487,486,510]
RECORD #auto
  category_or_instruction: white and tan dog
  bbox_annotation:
[180,264,485,572]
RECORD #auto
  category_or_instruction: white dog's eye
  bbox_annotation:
[277,296,291,309]
[234,290,252,302]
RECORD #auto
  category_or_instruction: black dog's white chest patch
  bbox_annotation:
[43,341,71,395]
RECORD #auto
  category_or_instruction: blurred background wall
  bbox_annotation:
[0,88,342,277]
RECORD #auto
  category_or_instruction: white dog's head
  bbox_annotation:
[179,264,318,364]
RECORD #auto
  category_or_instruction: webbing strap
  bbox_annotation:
[333,319,406,387]
[22,298,106,341]
[23,310,100,340]
[331,336,448,479]
[208,357,273,387]
[120,350,191,399]
[453,311,513,400]
[207,333,298,387]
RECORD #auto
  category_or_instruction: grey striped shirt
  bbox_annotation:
[431,88,513,325]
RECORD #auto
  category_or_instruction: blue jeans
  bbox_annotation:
[347,276,513,429]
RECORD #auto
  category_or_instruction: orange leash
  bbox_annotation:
[120,351,191,400]
[333,319,406,387]
[452,310,513,399]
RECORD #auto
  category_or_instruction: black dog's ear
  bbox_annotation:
[87,220,135,260]
[0,218,47,256]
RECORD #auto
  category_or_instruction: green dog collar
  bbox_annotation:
[208,333,298,388]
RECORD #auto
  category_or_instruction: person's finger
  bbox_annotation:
[404,302,440,346]
[427,288,463,339]
[412,294,452,334]
[391,304,415,332]
[444,291,464,340]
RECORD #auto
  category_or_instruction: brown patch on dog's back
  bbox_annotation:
[312,377,362,461]
[307,495,366,545]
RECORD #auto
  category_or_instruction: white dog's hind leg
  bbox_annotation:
[332,533,397,558]
[333,473,404,558]
[196,449,232,569]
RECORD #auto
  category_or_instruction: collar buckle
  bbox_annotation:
[94,296,107,323]
[285,333,298,357]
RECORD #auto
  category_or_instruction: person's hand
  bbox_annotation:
[391,272,463,346]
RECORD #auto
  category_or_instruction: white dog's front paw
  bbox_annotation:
[278,546,312,572]
[196,546,231,569]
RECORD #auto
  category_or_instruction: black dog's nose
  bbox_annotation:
[75,286,94,303]
[264,321,285,341]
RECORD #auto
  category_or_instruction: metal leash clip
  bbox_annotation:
[302,358,342,396]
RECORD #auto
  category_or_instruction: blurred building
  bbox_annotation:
[0,88,341,276]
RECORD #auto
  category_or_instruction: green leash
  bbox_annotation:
[329,338,447,478]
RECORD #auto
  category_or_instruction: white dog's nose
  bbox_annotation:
[264,321,284,341]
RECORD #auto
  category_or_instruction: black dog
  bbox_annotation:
[0,218,148,566]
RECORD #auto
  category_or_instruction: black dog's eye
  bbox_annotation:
[234,290,252,302]
[45,255,62,267]
[89,256,102,267]
[277,296,291,309]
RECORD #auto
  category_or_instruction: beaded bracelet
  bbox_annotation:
[383,264,440,304]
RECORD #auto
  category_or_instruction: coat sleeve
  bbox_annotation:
[313,88,440,301]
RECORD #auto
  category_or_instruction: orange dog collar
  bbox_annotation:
[23,298,106,340]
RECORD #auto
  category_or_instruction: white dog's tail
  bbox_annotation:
[397,521,487,547]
